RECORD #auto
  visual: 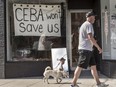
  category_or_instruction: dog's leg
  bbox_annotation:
[46,78,49,84]
[59,78,62,83]
[56,78,59,83]
[56,78,62,84]
[43,77,46,83]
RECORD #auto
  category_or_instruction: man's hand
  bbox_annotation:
[98,47,102,54]
[88,33,102,54]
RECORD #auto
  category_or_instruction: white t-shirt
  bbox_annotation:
[78,21,94,51]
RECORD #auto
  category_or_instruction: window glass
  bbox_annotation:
[6,0,66,61]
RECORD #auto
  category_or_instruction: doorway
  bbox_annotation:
[68,10,91,70]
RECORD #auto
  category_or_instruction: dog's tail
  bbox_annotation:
[45,66,52,71]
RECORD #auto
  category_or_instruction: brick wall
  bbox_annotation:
[0,0,5,78]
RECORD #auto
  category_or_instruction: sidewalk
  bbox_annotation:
[0,74,115,87]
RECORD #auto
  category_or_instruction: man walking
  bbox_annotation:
[70,11,108,87]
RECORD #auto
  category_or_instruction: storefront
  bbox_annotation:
[100,0,116,78]
[0,0,116,78]
[5,0,67,78]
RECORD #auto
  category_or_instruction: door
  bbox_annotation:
[69,10,91,70]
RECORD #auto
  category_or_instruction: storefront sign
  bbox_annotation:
[13,4,61,36]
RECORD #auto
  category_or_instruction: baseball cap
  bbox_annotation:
[86,11,97,18]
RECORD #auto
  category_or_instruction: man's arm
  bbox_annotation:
[88,33,102,54]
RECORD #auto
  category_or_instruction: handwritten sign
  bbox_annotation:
[104,11,108,44]
[13,4,61,36]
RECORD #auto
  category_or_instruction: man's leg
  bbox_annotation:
[71,66,82,85]
[90,65,101,85]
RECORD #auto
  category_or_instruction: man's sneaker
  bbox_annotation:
[96,83,109,87]
[70,84,79,87]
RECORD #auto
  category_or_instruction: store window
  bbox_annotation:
[6,0,66,61]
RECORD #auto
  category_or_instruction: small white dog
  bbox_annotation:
[43,66,68,84]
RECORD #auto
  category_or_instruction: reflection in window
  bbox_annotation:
[12,36,63,61]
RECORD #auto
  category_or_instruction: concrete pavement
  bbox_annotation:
[0,74,115,87]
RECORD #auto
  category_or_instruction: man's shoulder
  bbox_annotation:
[81,21,91,28]
[84,21,91,25]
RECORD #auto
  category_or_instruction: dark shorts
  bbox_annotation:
[77,50,96,69]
